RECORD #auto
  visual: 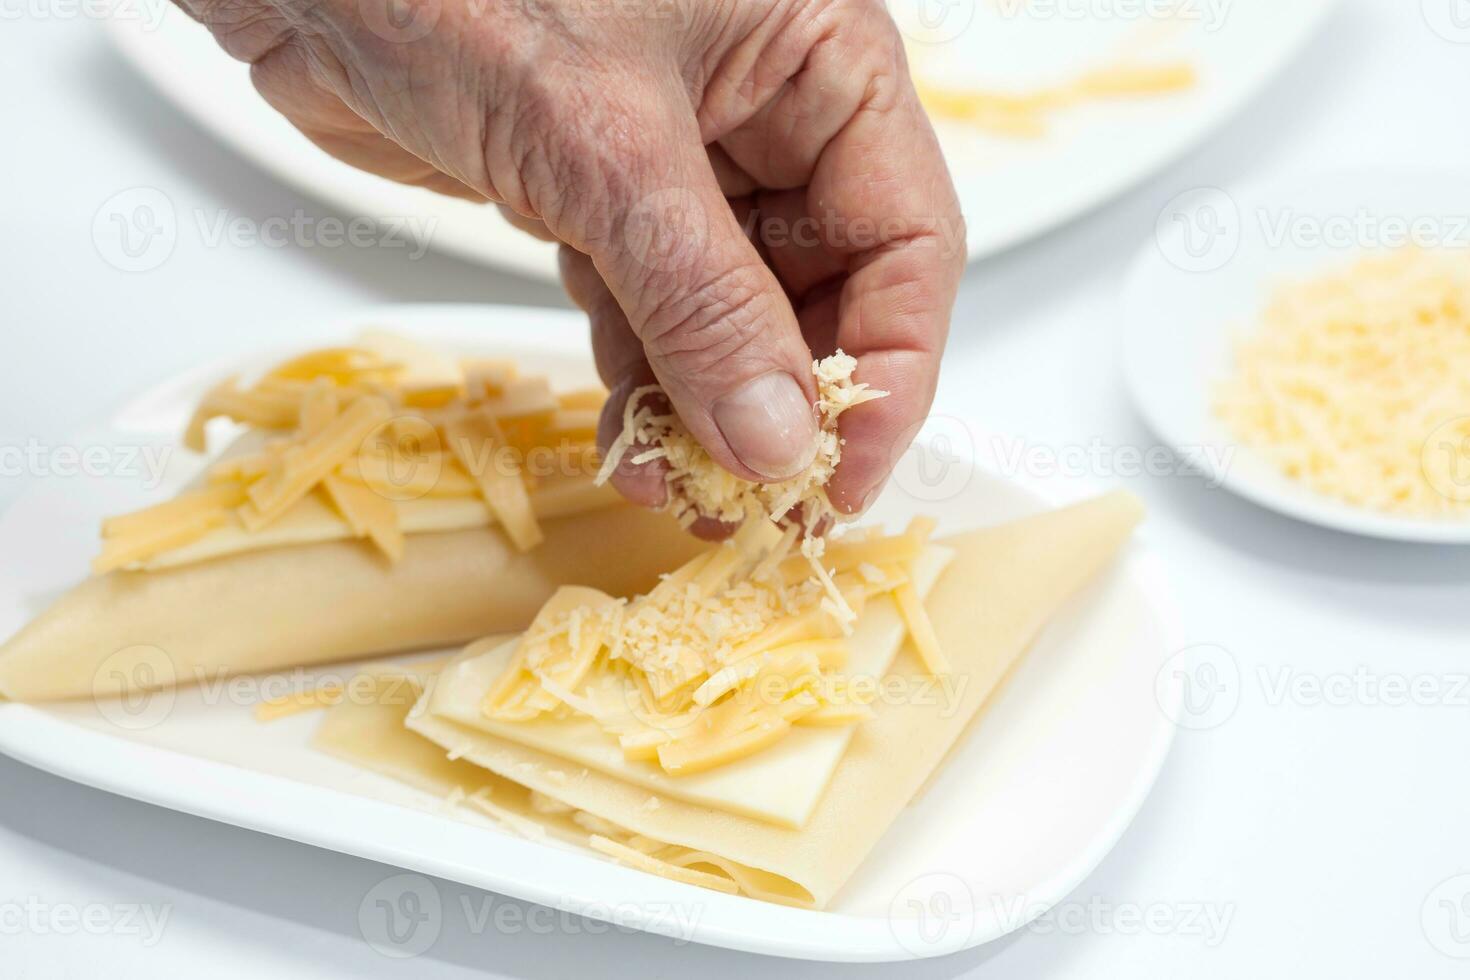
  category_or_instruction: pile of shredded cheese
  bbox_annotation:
[1215,248,1470,517]
[481,515,945,776]
[95,334,607,573]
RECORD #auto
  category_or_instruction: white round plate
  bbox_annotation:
[0,304,1179,960]
[102,0,1335,280]
[1121,170,1470,543]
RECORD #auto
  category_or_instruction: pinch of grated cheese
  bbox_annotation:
[596,351,885,535]
[1215,247,1470,517]
[595,351,886,625]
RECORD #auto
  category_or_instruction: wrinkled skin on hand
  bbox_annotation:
[179,0,965,534]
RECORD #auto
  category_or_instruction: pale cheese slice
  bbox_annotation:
[312,664,809,905]
[135,473,617,571]
[425,544,953,829]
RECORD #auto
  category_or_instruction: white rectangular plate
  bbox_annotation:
[0,307,1179,961]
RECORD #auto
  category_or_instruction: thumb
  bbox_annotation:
[584,140,819,483]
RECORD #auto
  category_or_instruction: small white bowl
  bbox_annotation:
[1120,170,1470,544]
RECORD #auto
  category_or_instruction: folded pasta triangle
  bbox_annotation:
[0,506,705,701]
[393,491,1144,908]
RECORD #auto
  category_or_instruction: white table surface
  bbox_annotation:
[3,0,1470,975]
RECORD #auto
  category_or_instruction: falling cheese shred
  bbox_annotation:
[253,685,346,722]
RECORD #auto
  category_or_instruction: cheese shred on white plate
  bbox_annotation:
[1215,247,1470,517]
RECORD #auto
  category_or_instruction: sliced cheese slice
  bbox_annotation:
[312,664,811,905]
[134,472,616,571]
[424,545,953,829]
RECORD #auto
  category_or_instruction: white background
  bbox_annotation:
[3,0,1470,975]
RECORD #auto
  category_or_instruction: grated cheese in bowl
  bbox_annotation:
[1214,247,1470,517]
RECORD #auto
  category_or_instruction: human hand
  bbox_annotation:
[179,0,964,526]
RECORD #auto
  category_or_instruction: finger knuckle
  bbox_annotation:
[640,265,773,382]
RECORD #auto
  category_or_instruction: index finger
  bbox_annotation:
[807,46,965,514]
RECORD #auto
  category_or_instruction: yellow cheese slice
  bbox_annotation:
[241,395,392,530]
[424,545,953,829]
[320,474,404,562]
[444,408,543,552]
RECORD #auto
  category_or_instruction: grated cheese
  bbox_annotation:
[596,351,886,622]
[596,351,884,532]
[1216,248,1470,517]
[479,516,943,776]
[98,334,610,570]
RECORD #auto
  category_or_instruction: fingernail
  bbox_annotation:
[712,372,818,480]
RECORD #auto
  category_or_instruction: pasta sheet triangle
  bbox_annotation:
[401,491,1145,908]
